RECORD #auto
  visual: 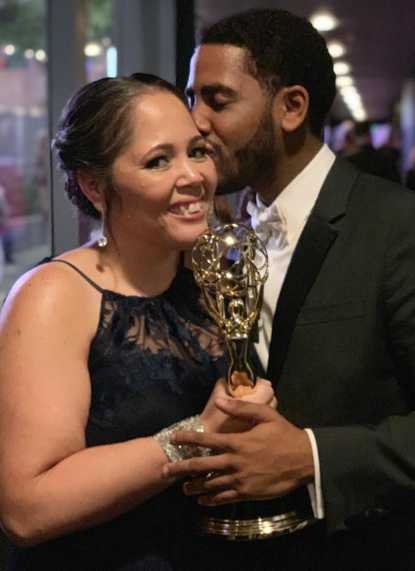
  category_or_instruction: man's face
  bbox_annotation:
[187,44,278,194]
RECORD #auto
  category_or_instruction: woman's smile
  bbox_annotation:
[168,198,208,219]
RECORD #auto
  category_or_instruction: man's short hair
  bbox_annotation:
[200,9,336,137]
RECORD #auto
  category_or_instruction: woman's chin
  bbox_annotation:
[168,220,209,249]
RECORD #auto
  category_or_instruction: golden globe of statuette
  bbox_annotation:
[192,223,268,396]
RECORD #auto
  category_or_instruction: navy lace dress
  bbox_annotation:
[7,261,227,571]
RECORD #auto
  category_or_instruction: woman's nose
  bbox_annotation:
[176,160,204,189]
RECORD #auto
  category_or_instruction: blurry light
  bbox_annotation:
[340,85,359,98]
[333,61,351,75]
[338,80,367,121]
[340,88,362,108]
[28,106,44,118]
[35,49,46,62]
[84,42,102,57]
[24,48,35,59]
[336,75,354,88]
[310,11,338,32]
[106,46,117,77]
[4,44,16,56]
[352,108,367,121]
[328,41,346,58]
[14,106,25,117]
[344,95,362,109]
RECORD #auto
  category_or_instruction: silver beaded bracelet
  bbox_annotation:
[153,415,212,463]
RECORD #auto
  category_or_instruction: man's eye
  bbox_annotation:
[146,156,169,169]
[209,98,228,111]
[208,95,230,111]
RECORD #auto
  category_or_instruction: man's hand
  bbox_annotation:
[163,398,315,506]
[200,377,276,434]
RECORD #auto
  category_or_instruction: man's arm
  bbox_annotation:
[165,190,415,534]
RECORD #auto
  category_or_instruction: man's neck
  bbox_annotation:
[254,134,323,205]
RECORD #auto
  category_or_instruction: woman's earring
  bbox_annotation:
[207,202,216,227]
[97,213,108,248]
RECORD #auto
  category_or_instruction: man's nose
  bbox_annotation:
[191,102,211,137]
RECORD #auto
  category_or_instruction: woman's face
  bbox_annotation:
[109,90,217,251]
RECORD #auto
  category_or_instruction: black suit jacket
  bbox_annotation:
[263,157,415,534]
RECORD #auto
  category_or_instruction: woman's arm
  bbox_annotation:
[0,264,175,546]
[0,262,275,547]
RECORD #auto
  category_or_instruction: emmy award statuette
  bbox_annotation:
[192,223,268,397]
[191,223,317,540]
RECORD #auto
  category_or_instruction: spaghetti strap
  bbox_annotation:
[49,259,104,293]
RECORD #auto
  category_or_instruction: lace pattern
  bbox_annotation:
[86,267,227,443]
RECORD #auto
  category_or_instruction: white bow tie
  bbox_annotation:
[246,199,288,249]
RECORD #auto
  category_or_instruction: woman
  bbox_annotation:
[0,74,273,570]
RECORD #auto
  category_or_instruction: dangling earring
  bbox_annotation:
[97,211,108,248]
[207,201,216,228]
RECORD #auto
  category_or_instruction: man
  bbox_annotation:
[165,9,415,570]
[347,120,401,183]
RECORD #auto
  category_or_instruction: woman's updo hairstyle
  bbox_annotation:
[53,73,187,219]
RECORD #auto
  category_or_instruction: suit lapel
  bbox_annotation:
[266,158,360,382]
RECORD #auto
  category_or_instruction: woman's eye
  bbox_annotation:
[146,156,169,169]
[190,146,211,160]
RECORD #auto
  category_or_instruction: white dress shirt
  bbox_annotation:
[248,143,336,519]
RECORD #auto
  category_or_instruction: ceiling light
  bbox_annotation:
[35,49,46,62]
[339,85,358,97]
[310,11,338,32]
[24,48,34,59]
[84,42,102,57]
[4,44,16,56]
[336,76,353,88]
[340,86,361,106]
[352,108,367,121]
[328,41,346,58]
[344,96,362,109]
[334,61,351,76]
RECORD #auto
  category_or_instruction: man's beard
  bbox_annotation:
[215,107,277,195]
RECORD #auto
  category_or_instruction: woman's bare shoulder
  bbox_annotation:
[1,247,101,338]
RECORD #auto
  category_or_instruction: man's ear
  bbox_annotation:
[273,85,309,133]
[76,170,106,213]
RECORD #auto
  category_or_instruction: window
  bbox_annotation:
[0,0,49,301]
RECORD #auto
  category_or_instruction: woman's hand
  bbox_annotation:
[200,377,276,434]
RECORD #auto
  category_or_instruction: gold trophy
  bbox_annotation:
[192,223,268,397]
[192,223,315,540]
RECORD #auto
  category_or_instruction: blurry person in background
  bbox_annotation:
[0,183,11,271]
[333,119,358,157]
[34,129,50,239]
[347,120,401,182]
[0,183,9,282]
[404,145,415,191]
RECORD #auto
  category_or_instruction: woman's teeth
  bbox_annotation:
[171,201,204,216]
